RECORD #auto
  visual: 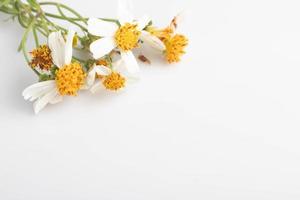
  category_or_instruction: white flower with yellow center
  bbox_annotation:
[143,13,188,63]
[86,60,126,93]
[22,30,86,114]
[87,0,165,75]
[133,13,186,53]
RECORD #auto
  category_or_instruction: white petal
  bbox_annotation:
[121,51,139,74]
[94,65,112,76]
[118,0,134,25]
[90,37,116,59]
[136,15,151,31]
[23,81,56,101]
[28,86,55,102]
[88,18,118,37]
[90,81,103,94]
[64,29,75,65]
[140,31,166,51]
[33,88,59,114]
[49,94,63,105]
[48,31,65,68]
[86,68,97,87]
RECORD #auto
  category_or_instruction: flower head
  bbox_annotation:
[55,62,86,96]
[23,29,86,114]
[103,72,126,91]
[114,23,141,51]
[86,60,127,93]
[87,0,152,75]
[165,34,188,63]
[30,45,53,70]
[142,13,189,63]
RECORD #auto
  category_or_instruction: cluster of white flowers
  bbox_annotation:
[21,0,188,114]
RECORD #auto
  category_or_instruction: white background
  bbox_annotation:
[1,0,300,199]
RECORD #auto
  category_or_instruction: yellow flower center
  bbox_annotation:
[115,23,141,51]
[103,72,126,91]
[55,62,86,96]
[30,45,53,70]
[165,34,188,63]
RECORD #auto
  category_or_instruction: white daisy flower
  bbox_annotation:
[141,12,186,51]
[142,12,188,63]
[22,30,86,114]
[86,60,126,93]
[87,0,164,75]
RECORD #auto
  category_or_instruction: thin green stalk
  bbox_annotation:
[19,18,41,76]
[35,26,47,36]
[17,13,27,28]
[0,0,122,77]
[40,18,51,33]
[56,4,87,32]
[41,15,63,32]
[0,0,10,7]
[15,1,30,28]
[39,1,87,24]
[30,3,89,34]
[18,18,35,51]
[44,12,85,21]
[100,18,120,25]
[33,26,39,47]
[43,12,119,24]
[0,7,18,15]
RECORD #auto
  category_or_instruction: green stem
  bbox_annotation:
[100,18,120,25]
[39,1,87,24]
[0,0,10,7]
[43,11,119,24]
[33,26,39,47]
[19,17,41,76]
[0,0,122,77]
[0,6,18,15]
[56,4,87,32]
[18,17,35,51]
[35,26,47,36]
[41,15,64,32]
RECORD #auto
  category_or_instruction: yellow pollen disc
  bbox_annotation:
[103,72,126,91]
[30,45,53,70]
[165,34,188,63]
[55,62,86,96]
[115,23,141,51]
